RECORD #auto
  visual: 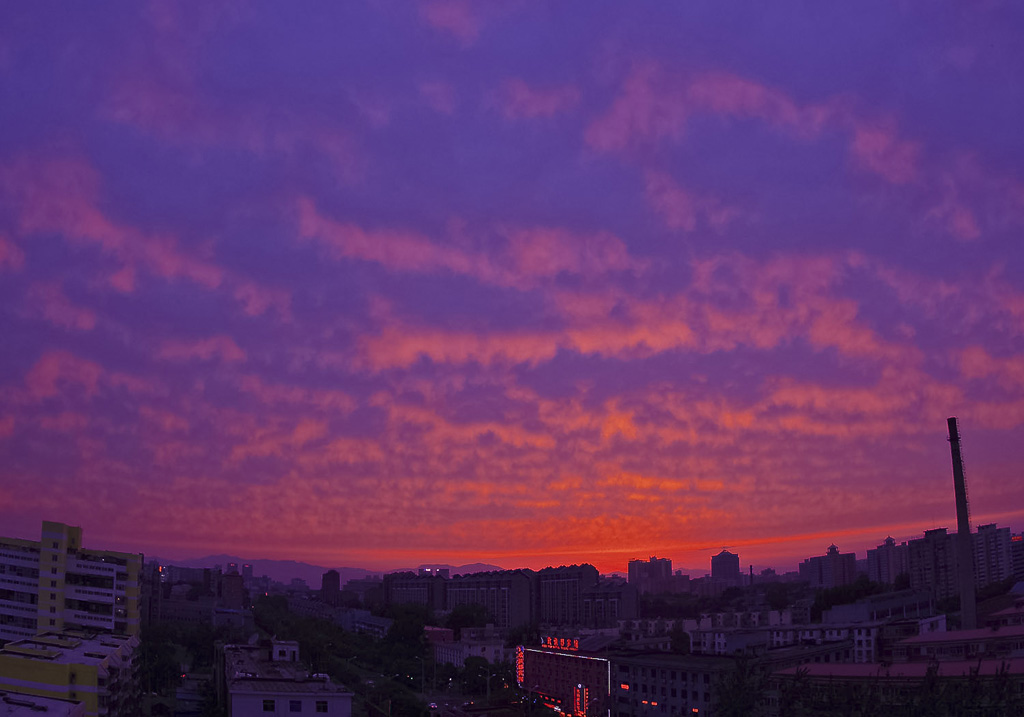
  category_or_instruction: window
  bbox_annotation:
[315,702,328,713]
[50,593,56,600]
[49,619,56,626]
[52,542,59,549]
[52,554,58,562]
[50,607,56,614]
[263,700,275,712]
[290,700,302,712]
[51,580,57,588]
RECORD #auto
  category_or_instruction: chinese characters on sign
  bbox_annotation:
[541,636,580,651]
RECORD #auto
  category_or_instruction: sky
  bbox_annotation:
[2,2,1024,575]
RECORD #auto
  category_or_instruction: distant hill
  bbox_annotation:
[150,555,504,588]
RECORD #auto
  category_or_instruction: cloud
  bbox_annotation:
[157,336,247,363]
[0,236,25,272]
[847,121,920,184]
[27,282,98,332]
[297,198,645,288]
[959,346,1024,388]
[495,79,580,120]
[25,350,104,399]
[419,0,482,45]
[356,252,918,372]
[2,155,224,290]
[233,281,292,320]
[419,80,457,115]
[644,170,739,232]
[586,62,921,187]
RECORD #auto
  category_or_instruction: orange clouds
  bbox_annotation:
[2,155,224,290]
[297,197,645,289]
[586,62,923,189]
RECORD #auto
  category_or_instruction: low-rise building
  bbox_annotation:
[217,640,352,717]
[892,623,1024,663]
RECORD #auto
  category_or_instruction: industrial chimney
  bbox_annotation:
[947,416,977,630]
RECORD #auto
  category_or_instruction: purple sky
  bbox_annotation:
[2,1,1023,574]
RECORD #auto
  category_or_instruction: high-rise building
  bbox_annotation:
[0,631,139,717]
[799,545,857,589]
[973,523,1012,588]
[0,521,142,644]
[1012,533,1024,581]
[627,557,672,595]
[867,537,909,585]
[321,569,341,607]
[710,550,740,584]
[908,528,958,601]
[907,524,1015,602]
[536,565,599,627]
[446,570,534,629]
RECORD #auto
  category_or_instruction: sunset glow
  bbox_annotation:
[2,2,1023,574]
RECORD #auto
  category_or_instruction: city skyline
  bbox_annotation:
[2,3,1024,575]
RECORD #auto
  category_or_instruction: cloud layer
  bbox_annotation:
[1,1,1023,572]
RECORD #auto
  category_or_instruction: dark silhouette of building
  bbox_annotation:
[710,550,740,584]
[537,565,599,627]
[799,545,856,589]
[321,569,341,606]
[446,570,534,629]
[221,571,246,611]
[581,578,637,627]
[909,528,959,601]
[382,571,447,612]
[627,556,672,594]
[867,536,909,585]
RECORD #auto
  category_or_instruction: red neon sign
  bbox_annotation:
[515,646,525,686]
[542,636,580,651]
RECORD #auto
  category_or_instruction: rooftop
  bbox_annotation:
[775,658,1024,679]
[898,623,1024,644]
[0,632,136,665]
[223,645,351,696]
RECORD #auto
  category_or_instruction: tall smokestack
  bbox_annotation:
[947,416,977,630]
